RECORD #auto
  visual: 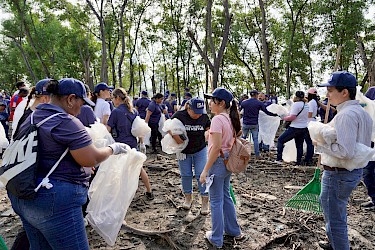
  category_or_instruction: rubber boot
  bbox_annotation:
[182,194,193,209]
[200,196,210,215]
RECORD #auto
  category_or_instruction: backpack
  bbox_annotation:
[219,114,251,173]
[0,112,68,199]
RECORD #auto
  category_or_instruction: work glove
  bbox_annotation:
[108,143,128,155]
[140,143,146,154]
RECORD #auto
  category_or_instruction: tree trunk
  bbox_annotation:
[11,37,36,82]
[118,0,128,88]
[259,0,270,95]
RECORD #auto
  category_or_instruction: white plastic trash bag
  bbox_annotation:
[85,122,115,148]
[308,122,336,145]
[356,89,375,141]
[131,116,151,138]
[11,98,34,139]
[144,131,151,146]
[0,124,8,148]
[161,118,189,154]
[86,148,146,246]
[282,139,307,163]
[266,103,289,117]
[258,111,280,147]
[158,115,167,137]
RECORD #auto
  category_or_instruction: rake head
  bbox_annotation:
[285,168,322,214]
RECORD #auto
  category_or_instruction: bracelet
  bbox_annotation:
[108,145,114,153]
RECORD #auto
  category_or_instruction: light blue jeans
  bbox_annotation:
[320,168,362,250]
[8,179,89,250]
[207,156,241,248]
[178,147,207,196]
[242,124,260,156]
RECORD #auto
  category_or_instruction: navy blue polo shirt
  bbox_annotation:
[135,97,151,119]
[164,100,174,115]
[17,103,92,186]
[107,104,138,149]
[241,98,276,125]
[147,100,161,124]
[76,104,96,127]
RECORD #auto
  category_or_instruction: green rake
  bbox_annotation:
[285,168,322,214]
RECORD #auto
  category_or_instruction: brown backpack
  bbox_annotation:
[219,114,251,173]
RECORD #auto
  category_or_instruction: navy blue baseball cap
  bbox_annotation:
[204,87,233,104]
[94,82,110,93]
[171,92,176,97]
[59,78,95,106]
[185,92,192,98]
[35,79,53,95]
[141,90,148,96]
[188,97,206,114]
[250,90,259,96]
[318,71,357,88]
[0,101,6,106]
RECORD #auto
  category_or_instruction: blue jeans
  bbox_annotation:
[320,168,362,250]
[207,157,241,247]
[304,130,314,162]
[8,179,89,250]
[363,161,375,203]
[242,124,260,156]
[178,147,208,196]
[277,127,306,163]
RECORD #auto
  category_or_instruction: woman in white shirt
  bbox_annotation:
[307,88,319,122]
[92,82,111,125]
[276,91,311,165]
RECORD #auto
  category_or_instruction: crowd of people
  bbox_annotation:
[0,71,374,250]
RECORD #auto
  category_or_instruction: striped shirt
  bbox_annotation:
[316,100,373,169]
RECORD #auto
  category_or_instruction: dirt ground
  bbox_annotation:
[1,151,375,250]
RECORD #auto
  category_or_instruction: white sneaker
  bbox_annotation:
[205,231,222,249]
[84,218,89,227]
[274,160,283,165]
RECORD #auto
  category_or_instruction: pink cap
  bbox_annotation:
[307,88,317,94]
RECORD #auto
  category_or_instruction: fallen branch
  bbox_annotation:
[165,195,180,209]
[122,222,180,249]
[257,229,300,250]
[122,222,176,235]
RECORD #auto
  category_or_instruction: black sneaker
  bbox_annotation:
[361,200,375,210]
[318,241,333,250]
[145,192,154,200]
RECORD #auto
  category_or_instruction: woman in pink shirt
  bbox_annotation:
[200,87,245,248]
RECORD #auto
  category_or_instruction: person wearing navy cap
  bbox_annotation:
[164,92,177,116]
[361,87,375,211]
[241,89,277,159]
[12,79,56,140]
[92,82,111,125]
[315,71,372,250]
[76,84,97,127]
[135,90,151,119]
[181,92,192,108]
[7,78,128,250]
[171,97,211,214]
[201,87,245,248]
[145,93,164,153]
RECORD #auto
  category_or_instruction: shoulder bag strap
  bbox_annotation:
[295,102,305,117]
[33,112,69,192]
[218,113,235,162]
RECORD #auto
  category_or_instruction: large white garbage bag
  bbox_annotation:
[158,115,167,136]
[282,140,307,163]
[131,116,151,138]
[85,122,115,148]
[86,148,146,246]
[161,118,188,154]
[11,98,34,139]
[0,123,8,148]
[356,89,375,141]
[309,120,375,170]
[266,103,289,117]
[258,111,280,147]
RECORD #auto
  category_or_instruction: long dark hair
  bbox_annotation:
[213,97,241,135]
[307,93,318,102]
[25,87,36,112]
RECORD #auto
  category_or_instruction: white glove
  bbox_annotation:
[140,143,146,154]
[108,143,128,155]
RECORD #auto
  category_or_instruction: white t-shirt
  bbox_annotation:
[290,101,309,128]
[94,98,111,123]
[308,99,318,121]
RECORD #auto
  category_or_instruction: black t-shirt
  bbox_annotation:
[172,110,211,154]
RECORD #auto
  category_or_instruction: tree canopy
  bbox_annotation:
[1,0,374,98]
